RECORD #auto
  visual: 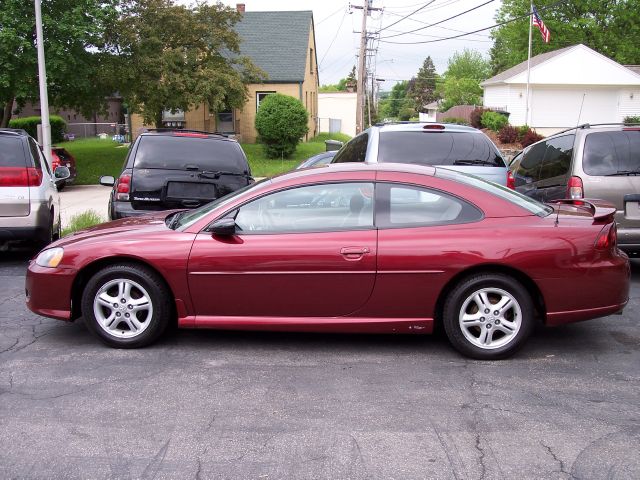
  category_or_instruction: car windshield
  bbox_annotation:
[378,131,505,167]
[134,135,248,172]
[436,168,553,217]
[172,178,270,230]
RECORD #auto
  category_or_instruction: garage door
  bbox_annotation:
[530,87,618,128]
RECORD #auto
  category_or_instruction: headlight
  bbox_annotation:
[35,247,64,268]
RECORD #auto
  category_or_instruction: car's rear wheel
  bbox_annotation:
[81,264,171,348]
[442,273,534,360]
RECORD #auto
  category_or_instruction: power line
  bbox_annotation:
[377,0,436,33]
[319,7,349,68]
[316,5,347,25]
[379,0,567,45]
[384,10,492,37]
[378,0,496,40]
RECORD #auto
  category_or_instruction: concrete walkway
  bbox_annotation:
[59,185,112,228]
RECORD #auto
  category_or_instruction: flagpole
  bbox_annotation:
[525,1,533,126]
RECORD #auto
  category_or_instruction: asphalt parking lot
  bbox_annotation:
[0,250,638,480]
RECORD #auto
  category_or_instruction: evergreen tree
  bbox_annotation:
[408,56,439,112]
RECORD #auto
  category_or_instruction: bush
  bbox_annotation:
[441,117,469,125]
[520,129,544,148]
[481,111,509,132]
[255,93,309,159]
[497,125,519,144]
[469,107,487,129]
[9,115,67,143]
[624,115,640,125]
[517,125,531,140]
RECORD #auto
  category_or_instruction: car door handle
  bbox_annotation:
[340,247,370,258]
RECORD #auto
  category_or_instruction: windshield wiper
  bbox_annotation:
[452,159,497,166]
[167,211,185,230]
[605,170,640,176]
[198,170,252,180]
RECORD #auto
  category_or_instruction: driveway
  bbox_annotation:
[0,251,639,479]
[59,185,111,228]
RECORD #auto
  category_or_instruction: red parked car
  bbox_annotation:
[26,163,629,359]
[50,147,77,189]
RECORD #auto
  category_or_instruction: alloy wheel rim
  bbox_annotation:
[458,287,522,350]
[93,279,153,339]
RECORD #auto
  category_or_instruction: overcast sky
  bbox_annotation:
[217,0,501,89]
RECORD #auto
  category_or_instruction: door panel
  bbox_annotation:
[188,230,377,318]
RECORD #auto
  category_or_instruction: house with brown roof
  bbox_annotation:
[481,44,640,135]
[131,6,319,143]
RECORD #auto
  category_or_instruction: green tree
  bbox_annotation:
[437,49,490,111]
[255,94,308,159]
[378,81,415,120]
[108,0,264,127]
[0,0,118,127]
[408,56,439,112]
[490,0,640,75]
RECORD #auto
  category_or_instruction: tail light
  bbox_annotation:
[423,124,445,131]
[0,167,43,187]
[567,176,583,199]
[115,171,131,201]
[507,170,515,190]
[51,151,60,170]
[595,223,617,250]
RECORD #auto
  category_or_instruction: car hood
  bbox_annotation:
[52,211,178,248]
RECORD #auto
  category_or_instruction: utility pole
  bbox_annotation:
[35,0,52,166]
[353,1,381,134]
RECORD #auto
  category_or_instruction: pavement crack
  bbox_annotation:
[541,441,575,479]
[140,438,170,480]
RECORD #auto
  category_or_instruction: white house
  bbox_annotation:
[418,101,439,122]
[481,44,640,136]
[318,92,357,138]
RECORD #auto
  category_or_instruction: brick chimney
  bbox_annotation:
[236,4,245,13]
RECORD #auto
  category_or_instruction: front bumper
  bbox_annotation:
[25,261,76,321]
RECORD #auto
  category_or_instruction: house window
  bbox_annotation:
[217,111,234,133]
[309,48,314,74]
[256,92,275,112]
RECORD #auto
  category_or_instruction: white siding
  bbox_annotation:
[530,86,618,128]
[483,85,509,111]
[618,90,640,120]
[507,86,527,125]
[318,92,357,138]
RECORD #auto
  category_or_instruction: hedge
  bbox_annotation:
[8,115,67,143]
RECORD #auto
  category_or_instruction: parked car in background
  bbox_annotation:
[331,122,514,187]
[295,150,337,169]
[0,129,69,248]
[510,123,640,254]
[101,130,253,220]
[51,147,77,189]
[27,163,628,359]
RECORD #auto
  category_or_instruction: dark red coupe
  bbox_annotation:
[26,163,629,359]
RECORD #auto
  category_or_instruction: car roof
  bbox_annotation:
[139,129,237,142]
[0,128,29,137]
[372,122,480,134]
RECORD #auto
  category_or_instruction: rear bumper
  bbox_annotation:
[617,227,640,253]
[110,201,154,220]
[0,200,52,241]
[25,261,76,321]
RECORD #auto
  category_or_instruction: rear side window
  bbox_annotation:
[134,136,249,172]
[583,130,640,175]
[0,137,27,167]
[377,131,504,167]
[333,133,368,163]
[518,141,546,182]
[539,134,574,181]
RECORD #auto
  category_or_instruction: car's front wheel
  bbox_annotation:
[81,264,172,348]
[442,273,535,360]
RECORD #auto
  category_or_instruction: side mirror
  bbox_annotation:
[100,175,115,187]
[209,218,236,236]
[54,166,71,180]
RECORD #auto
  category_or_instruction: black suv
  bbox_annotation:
[101,130,253,219]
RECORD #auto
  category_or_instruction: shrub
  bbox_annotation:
[255,93,309,159]
[481,111,509,132]
[520,129,544,148]
[469,107,487,129]
[61,210,105,237]
[9,115,67,143]
[624,115,640,125]
[497,125,519,144]
[517,125,530,140]
[441,117,469,125]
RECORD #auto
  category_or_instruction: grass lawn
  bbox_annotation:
[58,138,128,185]
[60,132,351,184]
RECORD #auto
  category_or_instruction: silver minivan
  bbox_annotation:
[331,123,512,186]
[510,124,640,253]
[0,129,69,248]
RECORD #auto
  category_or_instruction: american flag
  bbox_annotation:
[532,4,550,43]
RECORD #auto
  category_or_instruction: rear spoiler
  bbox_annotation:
[551,199,616,224]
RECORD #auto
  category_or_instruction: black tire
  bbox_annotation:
[53,214,62,241]
[81,263,172,348]
[442,273,534,360]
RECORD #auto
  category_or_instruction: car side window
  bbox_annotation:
[517,141,546,183]
[376,183,482,228]
[539,134,574,183]
[28,138,51,175]
[332,133,368,163]
[231,182,374,233]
